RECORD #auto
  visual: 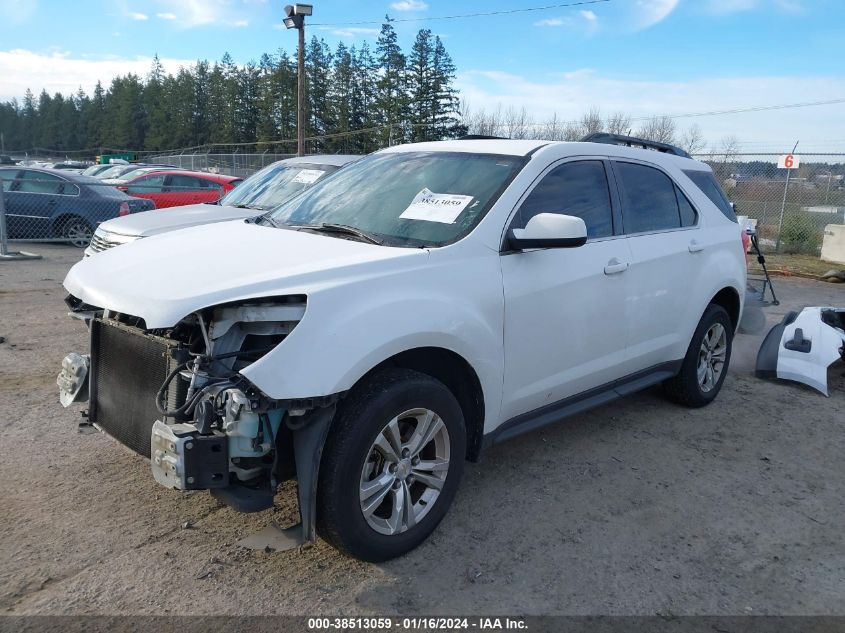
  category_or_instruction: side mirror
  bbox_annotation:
[508,213,588,250]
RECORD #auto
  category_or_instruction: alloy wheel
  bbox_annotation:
[697,322,727,392]
[359,408,451,536]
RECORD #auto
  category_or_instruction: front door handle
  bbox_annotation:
[604,258,630,275]
[688,239,705,253]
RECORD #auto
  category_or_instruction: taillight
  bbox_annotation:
[119,201,131,217]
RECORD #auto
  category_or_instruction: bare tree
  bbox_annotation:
[562,121,584,141]
[678,124,705,155]
[504,106,534,140]
[464,105,505,137]
[636,115,676,144]
[605,111,632,136]
[539,113,562,141]
[580,107,603,137]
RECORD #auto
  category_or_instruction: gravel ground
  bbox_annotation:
[1,244,843,616]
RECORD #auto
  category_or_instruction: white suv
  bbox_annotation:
[59,136,745,561]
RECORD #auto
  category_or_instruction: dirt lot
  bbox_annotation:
[1,244,844,616]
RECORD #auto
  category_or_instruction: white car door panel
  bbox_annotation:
[500,159,633,421]
[611,160,701,370]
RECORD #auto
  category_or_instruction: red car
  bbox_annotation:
[119,170,242,209]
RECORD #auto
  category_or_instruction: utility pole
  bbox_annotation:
[283,4,313,157]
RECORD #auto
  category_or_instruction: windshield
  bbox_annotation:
[269,151,524,247]
[82,165,106,177]
[97,164,135,179]
[221,162,338,209]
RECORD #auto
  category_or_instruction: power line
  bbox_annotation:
[310,0,611,26]
[506,97,845,128]
[654,98,845,121]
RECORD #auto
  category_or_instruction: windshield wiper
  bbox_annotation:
[231,203,266,210]
[292,223,383,245]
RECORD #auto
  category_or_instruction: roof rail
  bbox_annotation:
[458,135,509,140]
[580,132,691,159]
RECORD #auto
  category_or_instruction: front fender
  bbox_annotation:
[240,258,504,426]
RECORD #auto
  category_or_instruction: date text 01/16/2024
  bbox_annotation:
[307,617,528,630]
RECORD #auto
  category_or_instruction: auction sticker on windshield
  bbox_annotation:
[292,169,325,184]
[399,188,474,224]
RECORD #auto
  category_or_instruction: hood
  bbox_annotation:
[98,204,258,238]
[64,220,427,328]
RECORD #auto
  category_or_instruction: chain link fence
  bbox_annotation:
[0,170,237,249]
[145,152,296,178]
[694,153,845,254]
[2,150,843,256]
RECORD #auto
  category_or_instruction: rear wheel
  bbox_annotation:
[663,304,733,407]
[60,217,93,248]
[317,368,465,561]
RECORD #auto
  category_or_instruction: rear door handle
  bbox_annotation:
[604,258,630,275]
[688,239,704,253]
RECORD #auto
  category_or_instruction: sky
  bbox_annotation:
[0,0,843,152]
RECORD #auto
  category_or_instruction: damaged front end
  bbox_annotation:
[756,307,845,396]
[59,294,337,547]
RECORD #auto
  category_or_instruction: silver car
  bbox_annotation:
[85,155,360,256]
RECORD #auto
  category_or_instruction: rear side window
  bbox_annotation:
[614,162,681,234]
[18,170,63,194]
[684,170,736,222]
[169,175,204,189]
[676,186,697,227]
[127,174,167,194]
[514,160,613,238]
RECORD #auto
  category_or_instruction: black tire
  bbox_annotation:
[317,368,466,561]
[60,217,93,248]
[663,304,733,408]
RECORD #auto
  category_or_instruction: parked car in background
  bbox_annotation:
[85,155,360,255]
[0,167,155,247]
[81,164,117,178]
[118,170,242,209]
[100,165,174,186]
[0,155,16,165]
[94,163,174,182]
[51,161,90,173]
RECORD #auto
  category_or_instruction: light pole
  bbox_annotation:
[283,4,312,157]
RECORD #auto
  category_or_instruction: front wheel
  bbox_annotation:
[317,368,466,561]
[663,304,733,407]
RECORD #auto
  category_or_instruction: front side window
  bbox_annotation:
[269,152,525,247]
[513,160,613,238]
[615,162,682,234]
[0,169,18,192]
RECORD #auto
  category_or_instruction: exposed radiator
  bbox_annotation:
[89,319,186,458]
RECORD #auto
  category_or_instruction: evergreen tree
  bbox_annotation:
[0,32,465,154]
[407,29,435,142]
[349,42,378,152]
[431,36,464,139]
[375,18,407,144]
[306,35,334,150]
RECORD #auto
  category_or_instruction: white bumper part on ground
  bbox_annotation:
[757,307,845,396]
